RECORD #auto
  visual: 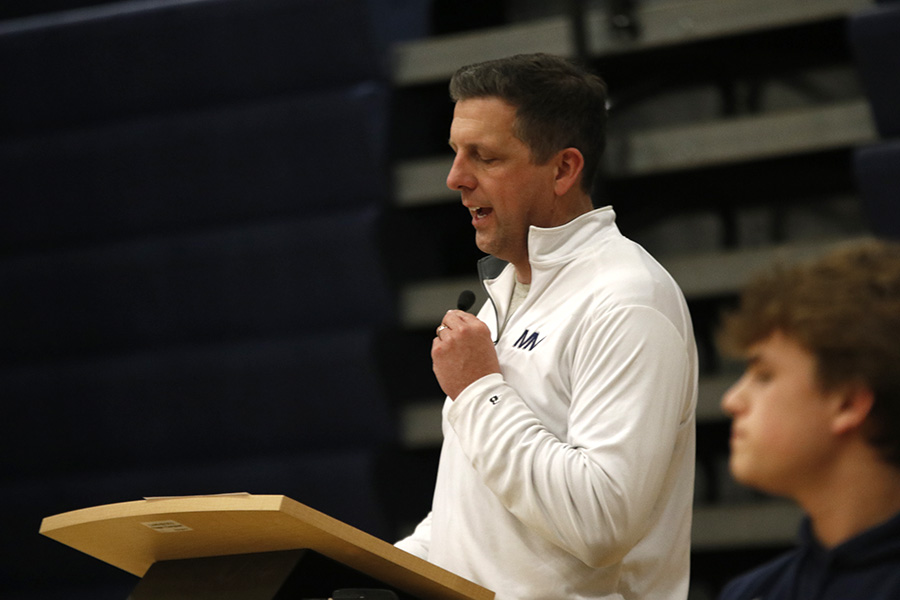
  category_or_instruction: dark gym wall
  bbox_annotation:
[0,1,409,598]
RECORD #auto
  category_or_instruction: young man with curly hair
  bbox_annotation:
[718,240,900,599]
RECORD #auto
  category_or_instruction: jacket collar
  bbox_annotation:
[528,206,617,267]
[798,508,900,568]
[476,206,618,281]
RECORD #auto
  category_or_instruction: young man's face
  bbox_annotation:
[721,330,843,499]
[446,97,560,272]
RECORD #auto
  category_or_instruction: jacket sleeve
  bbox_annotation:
[393,510,432,559]
[446,305,695,568]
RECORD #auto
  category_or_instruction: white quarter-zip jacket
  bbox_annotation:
[397,207,697,600]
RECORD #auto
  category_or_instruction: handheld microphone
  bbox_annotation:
[457,290,476,312]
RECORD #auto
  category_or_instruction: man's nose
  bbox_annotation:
[721,374,748,417]
[446,155,474,191]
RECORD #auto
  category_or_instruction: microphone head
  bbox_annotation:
[457,290,476,312]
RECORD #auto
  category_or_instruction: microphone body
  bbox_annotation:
[457,290,476,312]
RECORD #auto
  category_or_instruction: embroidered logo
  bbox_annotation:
[488,395,500,405]
[513,329,545,351]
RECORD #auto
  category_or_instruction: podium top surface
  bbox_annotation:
[40,494,493,600]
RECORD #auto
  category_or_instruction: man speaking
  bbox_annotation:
[396,54,697,600]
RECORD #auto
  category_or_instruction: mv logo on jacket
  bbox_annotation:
[513,329,545,351]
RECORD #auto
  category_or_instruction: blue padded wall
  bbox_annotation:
[0,0,387,135]
[848,3,900,138]
[854,142,900,239]
[0,84,390,249]
[1,210,394,359]
[849,3,900,239]
[0,1,398,598]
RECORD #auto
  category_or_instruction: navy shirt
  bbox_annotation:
[718,509,900,600]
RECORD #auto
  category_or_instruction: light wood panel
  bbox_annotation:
[40,494,493,600]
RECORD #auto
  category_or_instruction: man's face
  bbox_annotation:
[446,97,559,270]
[721,331,842,500]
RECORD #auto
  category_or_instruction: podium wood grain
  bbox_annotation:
[40,494,493,600]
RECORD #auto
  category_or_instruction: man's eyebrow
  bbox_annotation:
[448,140,486,153]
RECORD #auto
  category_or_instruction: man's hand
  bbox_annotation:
[432,309,501,399]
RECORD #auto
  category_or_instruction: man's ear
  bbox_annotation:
[553,147,585,196]
[831,382,875,436]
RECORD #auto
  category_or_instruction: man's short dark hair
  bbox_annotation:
[449,53,608,195]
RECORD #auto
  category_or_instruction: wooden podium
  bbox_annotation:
[40,494,494,600]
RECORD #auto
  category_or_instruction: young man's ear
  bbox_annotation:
[553,147,585,196]
[831,382,875,436]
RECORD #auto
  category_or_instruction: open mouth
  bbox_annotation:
[471,207,493,220]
